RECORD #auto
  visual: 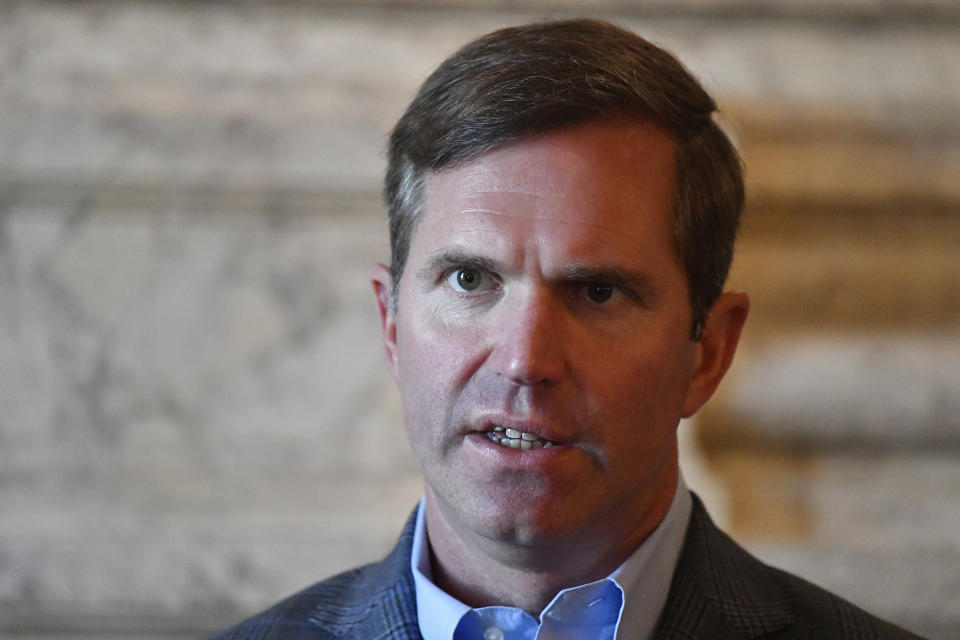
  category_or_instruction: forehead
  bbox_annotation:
[416,121,679,265]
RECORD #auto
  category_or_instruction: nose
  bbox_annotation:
[486,287,567,385]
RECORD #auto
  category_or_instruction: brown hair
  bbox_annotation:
[384,18,743,338]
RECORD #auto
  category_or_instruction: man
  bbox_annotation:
[210,19,921,640]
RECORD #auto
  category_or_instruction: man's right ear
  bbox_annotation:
[370,263,399,382]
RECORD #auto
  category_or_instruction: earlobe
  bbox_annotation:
[370,263,400,381]
[681,291,749,418]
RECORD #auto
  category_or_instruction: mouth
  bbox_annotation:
[484,426,560,450]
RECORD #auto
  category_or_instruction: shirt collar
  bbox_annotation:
[411,475,692,640]
[609,473,692,639]
[411,501,471,640]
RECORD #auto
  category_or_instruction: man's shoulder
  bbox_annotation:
[205,512,420,640]
[205,563,390,640]
[658,493,923,639]
[764,561,923,639]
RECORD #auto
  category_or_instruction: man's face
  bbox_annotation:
[379,121,707,552]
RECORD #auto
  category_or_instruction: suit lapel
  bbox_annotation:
[654,494,795,640]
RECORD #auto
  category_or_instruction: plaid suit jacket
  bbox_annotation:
[208,494,922,639]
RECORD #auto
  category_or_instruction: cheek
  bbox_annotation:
[593,342,695,427]
[394,311,487,433]
[398,300,487,382]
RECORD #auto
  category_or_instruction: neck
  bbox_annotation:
[423,465,678,614]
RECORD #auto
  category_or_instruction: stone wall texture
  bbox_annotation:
[1,1,958,638]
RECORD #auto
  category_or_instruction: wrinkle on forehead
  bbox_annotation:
[431,163,662,216]
[442,165,636,200]
[462,189,579,199]
[449,201,663,248]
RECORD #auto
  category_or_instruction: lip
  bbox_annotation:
[471,414,570,445]
[466,432,571,462]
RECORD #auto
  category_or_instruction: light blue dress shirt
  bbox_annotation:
[411,475,693,640]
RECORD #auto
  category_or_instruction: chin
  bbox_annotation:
[474,500,586,547]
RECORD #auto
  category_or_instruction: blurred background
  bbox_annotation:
[1,1,958,638]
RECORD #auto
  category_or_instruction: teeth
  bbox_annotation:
[486,427,558,450]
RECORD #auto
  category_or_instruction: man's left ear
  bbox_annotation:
[682,291,750,418]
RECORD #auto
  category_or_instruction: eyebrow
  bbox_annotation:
[416,249,500,284]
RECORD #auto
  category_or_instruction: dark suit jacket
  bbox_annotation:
[208,494,922,639]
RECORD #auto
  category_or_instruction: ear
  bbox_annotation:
[682,291,749,418]
[370,263,400,382]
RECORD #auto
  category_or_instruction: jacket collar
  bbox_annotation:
[655,494,796,639]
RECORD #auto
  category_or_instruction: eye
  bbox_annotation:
[586,283,614,303]
[448,268,484,292]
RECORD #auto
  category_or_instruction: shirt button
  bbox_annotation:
[483,626,504,640]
